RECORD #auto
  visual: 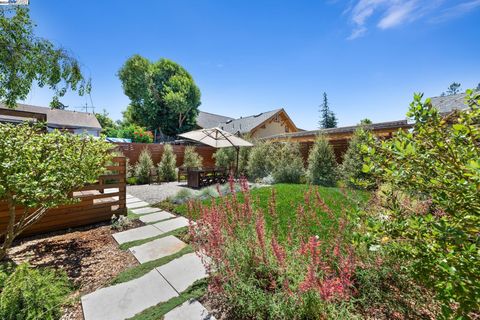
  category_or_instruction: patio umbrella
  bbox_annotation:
[178,127,253,175]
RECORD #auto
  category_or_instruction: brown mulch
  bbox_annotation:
[7,220,143,320]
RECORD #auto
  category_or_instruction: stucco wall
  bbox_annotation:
[252,119,290,139]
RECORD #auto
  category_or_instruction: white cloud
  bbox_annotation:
[346,0,480,39]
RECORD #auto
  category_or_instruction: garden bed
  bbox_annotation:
[5,220,143,320]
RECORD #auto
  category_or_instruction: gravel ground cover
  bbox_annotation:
[127,182,199,204]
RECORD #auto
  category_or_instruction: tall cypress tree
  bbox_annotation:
[319,92,337,129]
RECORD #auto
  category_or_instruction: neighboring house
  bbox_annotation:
[430,93,469,114]
[0,103,102,136]
[196,108,298,139]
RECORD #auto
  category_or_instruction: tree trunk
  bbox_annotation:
[0,195,16,261]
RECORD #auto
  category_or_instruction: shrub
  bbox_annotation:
[134,148,154,184]
[361,90,480,317]
[0,123,112,259]
[213,147,235,170]
[189,180,358,319]
[108,124,153,143]
[307,135,337,186]
[247,141,275,181]
[170,188,194,204]
[158,144,177,182]
[340,127,376,189]
[183,146,203,168]
[271,141,305,184]
[0,264,71,320]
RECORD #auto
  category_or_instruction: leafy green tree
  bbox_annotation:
[446,82,461,95]
[362,90,480,317]
[319,92,337,129]
[118,55,201,136]
[158,144,177,182]
[0,7,90,108]
[95,109,117,134]
[134,148,154,184]
[182,146,203,169]
[0,123,112,260]
[307,135,337,186]
[340,126,376,189]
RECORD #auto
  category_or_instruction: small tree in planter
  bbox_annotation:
[182,146,203,169]
[307,135,337,186]
[0,123,112,260]
[158,144,177,182]
[134,148,154,184]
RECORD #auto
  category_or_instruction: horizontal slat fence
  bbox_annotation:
[114,143,217,167]
[0,157,126,238]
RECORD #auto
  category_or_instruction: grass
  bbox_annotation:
[127,279,208,320]
[110,246,194,285]
[119,227,188,250]
[159,184,369,238]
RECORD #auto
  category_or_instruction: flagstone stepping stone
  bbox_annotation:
[126,194,134,199]
[153,217,190,233]
[112,225,162,245]
[81,269,177,320]
[126,197,142,204]
[127,201,150,209]
[139,211,175,223]
[156,253,207,293]
[132,207,162,215]
[164,300,215,320]
[130,235,187,264]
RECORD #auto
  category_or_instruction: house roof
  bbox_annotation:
[197,111,233,129]
[430,93,468,114]
[219,109,283,134]
[0,103,101,130]
[262,119,411,140]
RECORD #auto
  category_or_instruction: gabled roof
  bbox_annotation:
[430,93,468,114]
[0,103,101,129]
[219,109,283,134]
[197,111,233,129]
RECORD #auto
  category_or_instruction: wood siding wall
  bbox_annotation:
[0,157,127,238]
[114,143,217,167]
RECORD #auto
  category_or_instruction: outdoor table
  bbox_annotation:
[187,167,228,189]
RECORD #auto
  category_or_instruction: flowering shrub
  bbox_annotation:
[107,124,153,143]
[189,178,358,319]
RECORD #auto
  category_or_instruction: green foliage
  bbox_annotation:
[361,90,480,317]
[0,123,112,259]
[157,144,177,182]
[95,109,117,135]
[118,55,201,136]
[134,148,154,184]
[107,124,153,143]
[319,92,337,129]
[271,141,305,184]
[446,82,461,95]
[340,127,376,189]
[307,135,337,186]
[0,264,71,320]
[0,7,90,108]
[182,146,203,168]
[247,141,275,180]
[213,147,235,170]
[170,188,195,205]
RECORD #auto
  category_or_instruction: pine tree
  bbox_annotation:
[340,126,376,189]
[307,135,337,186]
[183,146,203,168]
[446,82,461,95]
[158,144,177,182]
[319,92,337,128]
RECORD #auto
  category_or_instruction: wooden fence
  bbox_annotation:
[114,143,217,167]
[0,157,127,238]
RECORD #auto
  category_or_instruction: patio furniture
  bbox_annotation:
[187,167,228,189]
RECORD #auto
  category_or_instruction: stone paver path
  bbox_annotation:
[164,300,215,320]
[81,269,177,320]
[82,193,213,320]
[130,235,187,264]
[139,211,175,223]
[156,253,207,293]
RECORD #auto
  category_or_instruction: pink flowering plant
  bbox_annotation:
[188,178,358,319]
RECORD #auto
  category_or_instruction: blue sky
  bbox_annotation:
[23,0,480,130]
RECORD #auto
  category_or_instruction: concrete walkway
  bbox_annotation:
[81,194,214,320]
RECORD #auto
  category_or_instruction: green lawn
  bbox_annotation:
[160,184,369,239]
